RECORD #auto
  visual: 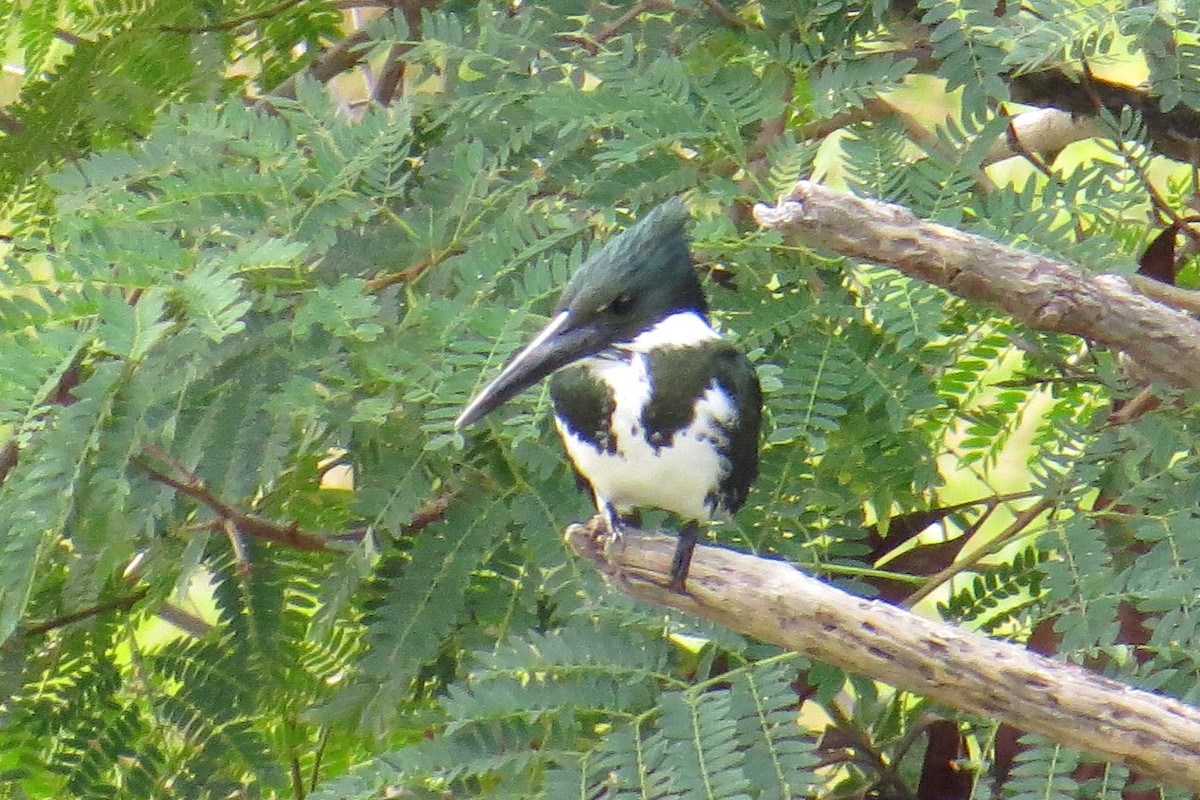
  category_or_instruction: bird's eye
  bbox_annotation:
[608,293,634,315]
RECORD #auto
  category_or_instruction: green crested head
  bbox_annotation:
[556,197,707,329]
[456,197,707,429]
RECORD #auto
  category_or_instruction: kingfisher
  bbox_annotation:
[455,199,762,591]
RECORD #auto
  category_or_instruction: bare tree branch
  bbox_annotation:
[984,107,1104,166]
[565,519,1200,792]
[1009,69,1200,166]
[754,181,1200,393]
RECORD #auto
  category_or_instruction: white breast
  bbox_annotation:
[553,317,735,522]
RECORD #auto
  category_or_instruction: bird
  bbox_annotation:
[455,198,762,591]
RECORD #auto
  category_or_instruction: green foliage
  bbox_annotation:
[939,547,1049,633]
[1000,736,1082,800]
[1,1,1199,798]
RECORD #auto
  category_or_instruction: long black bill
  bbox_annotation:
[455,311,598,430]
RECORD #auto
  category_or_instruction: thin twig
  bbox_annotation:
[224,520,253,579]
[288,721,306,800]
[403,492,453,534]
[160,0,309,34]
[364,253,447,292]
[1105,386,1162,427]
[310,726,332,792]
[54,28,81,46]
[0,441,18,489]
[903,497,1055,608]
[19,588,149,637]
[800,97,895,141]
[1004,111,1057,180]
[1078,71,1200,246]
[697,0,747,28]
[134,445,330,552]
[824,702,917,799]
[556,1,675,54]
[596,0,673,45]
[137,445,453,550]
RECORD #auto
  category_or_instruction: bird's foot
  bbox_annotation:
[600,504,632,544]
[668,523,699,593]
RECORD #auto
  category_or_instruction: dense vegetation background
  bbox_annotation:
[2,0,1200,797]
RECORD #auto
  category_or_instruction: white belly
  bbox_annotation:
[553,353,733,522]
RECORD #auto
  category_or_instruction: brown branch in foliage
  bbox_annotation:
[0,108,25,136]
[856,493,1037,605]
[404,492,452,533]
[134,445,331,552]
[18,588,150,638]
[881,17,1200,167]
[559,0,673,53]
[53,28,82,47]
[747,86,791,164]
[1128,275,1200,317]
[364,251,451,292]
[155,602,215,637]
[1097,113,1200,243]
[565,518,1200,792]
[889,103,998,194]
[223,519,254,579]
[823,702,915,799]
[795,95,997,195]
[915,721,973,800]
[0,346,86,489]
[374,42,409,106]
[797,97,941,165]
[13,576,213,644]
[0,441,17,489]
[12,489,450,642]
[1104,386,1161,427]
[372,0,438,105]
[985,107,1102,167]
[595,0,672,44]
[160,0,311,34]
[697,0,747,29]
[994,109,1065,178]
[755,182,1200,393]
[136,443,454,552]
[271,29,374,100]
[800,97,896,142]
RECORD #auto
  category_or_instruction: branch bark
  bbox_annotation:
[1008,69,1200,167]
[754,181,1200,393]
[565,520,1200,792]
[984,107,1104,166]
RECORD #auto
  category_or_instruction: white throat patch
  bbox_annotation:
[625,311,719,352]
